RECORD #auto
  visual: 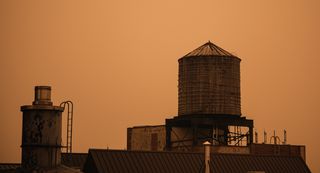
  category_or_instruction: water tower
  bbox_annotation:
[166,41,253,151]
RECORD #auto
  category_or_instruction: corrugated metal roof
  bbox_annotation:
[182,41,235,58]
[83,149,311,173]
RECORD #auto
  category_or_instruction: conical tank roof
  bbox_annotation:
[182,41,236,58]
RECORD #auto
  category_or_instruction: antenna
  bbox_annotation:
[263,130,267,144]
[270,130,281,144]
[254,130,258,143]
[283,129,287,144]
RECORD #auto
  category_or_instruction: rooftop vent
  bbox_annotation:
[33,86,53,105]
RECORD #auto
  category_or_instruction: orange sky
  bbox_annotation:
[1,0,320,172]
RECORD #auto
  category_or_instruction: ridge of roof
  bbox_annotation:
[182,41,236,58]
[87,149,304,158]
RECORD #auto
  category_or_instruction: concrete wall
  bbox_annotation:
[250,144,306,161]
[127,126,166,151]
[189,145,250,154]
[127,126,306,162]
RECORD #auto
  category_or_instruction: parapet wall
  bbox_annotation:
[127,125,306,161]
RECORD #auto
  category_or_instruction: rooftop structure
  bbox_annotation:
[20,86,64,171]
[0,40,311,173]
[162,41,249,151]
[19,86,78,173]
[178,41,241,116]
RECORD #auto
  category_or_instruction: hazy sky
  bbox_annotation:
[1,0,320,172]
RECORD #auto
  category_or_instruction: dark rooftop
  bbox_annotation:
[83,149,311,173]
[61,153,87,169]
[0,163,19,173]
[0,153,87,173]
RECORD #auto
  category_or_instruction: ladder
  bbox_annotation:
[60,101,73,153]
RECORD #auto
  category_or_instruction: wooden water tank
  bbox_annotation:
[178,41,241,116]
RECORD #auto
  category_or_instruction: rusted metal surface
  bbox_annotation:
[20,86,64,172]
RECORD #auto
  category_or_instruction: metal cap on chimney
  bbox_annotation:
[33,86,53,105]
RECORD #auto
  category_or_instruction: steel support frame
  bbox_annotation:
[165,114,254,151]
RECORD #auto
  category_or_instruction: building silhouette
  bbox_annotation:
[0,41,311,173]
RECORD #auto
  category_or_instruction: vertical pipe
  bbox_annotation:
[283,129,287,144]
[165,120,172,151]
[249,126,253,145]
[273,130,277,144]
[254,130,258,143]
[203,141,211,173]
